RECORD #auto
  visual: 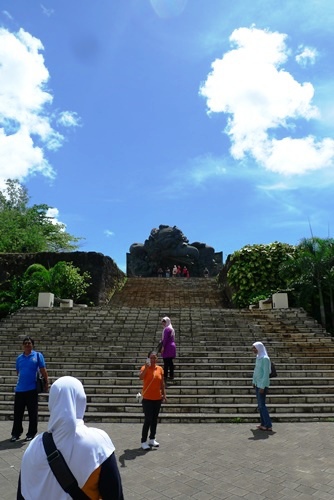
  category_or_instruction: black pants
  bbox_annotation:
[163,357,174,379]
[11,390,38,438]
[141,399,161,442]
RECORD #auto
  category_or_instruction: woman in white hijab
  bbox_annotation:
[17,376,124,499]
[252,342,273,432]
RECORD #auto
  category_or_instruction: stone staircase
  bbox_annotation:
[0,277,333,423]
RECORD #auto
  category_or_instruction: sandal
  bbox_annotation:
[256,425,268,431]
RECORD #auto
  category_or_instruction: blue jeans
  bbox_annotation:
[255,387,272,428]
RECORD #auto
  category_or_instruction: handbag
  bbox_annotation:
[36,352,47,393]
[270,361,277,378]
[42,432,90,499]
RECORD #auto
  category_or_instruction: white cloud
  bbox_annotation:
[266,136,334,174]
[199,27,334,176]
[296,45,318,67]
[46,207,64,227]
[2,10,13,20]
[104,230,115,237]
[149,0,188,19]
[0,27,80,183]
[40,4,55,17]
[162,154,229,194]
[57,111,82,128]
[187,155,227,185]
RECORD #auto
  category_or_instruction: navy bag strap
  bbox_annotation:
[42,432,90,499]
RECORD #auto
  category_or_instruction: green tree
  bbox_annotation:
[0,276,28,317]
[21,262,91,303]
[227,242,295,307]
[0,179,81,252]
[0,262,91,317]
[280,237,334,328]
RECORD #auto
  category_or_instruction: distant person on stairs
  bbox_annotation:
[252,341,273,432]
[139,351,166,450]
[10,337,49,443]
[161,316,177,383]
[17,376,124,500]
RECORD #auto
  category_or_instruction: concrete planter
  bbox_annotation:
[259,299,272,310]
[272,292,289,309]
[37,292,54,307]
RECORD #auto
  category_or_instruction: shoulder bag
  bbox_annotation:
[136,371,156,403]
[42,432,90,499]
[156,340,163,353]
[270,361,277,378]
[36,352,47,393]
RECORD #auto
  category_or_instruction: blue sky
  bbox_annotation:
[1,0,334,272]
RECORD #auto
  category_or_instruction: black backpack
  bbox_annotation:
[270,361,277,378]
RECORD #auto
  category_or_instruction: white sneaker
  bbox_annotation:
[141,442,150,450]
[148,439,159,447]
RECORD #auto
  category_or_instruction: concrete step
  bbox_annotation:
[1,277,334,423]
[2,392,333,406]
[2,408,334,424]
[2,376,334,388]
[3,361,334,371]
[3,368,334,380]
[3,384,334,396]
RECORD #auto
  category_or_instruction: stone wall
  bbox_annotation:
[0,252,125,306]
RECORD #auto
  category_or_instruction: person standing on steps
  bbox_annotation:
[252,341,273,432]
[161,316,176,383]
[10,336,49,443]
[139,350,166,450]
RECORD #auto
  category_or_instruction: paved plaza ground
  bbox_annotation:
[0,421,333,499]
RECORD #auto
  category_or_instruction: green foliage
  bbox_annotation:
[0,179,81,252]
[227,242,295,307]
[0,262,91,317]
[0,276,29,317]
[48,261,91,302]
[279,237,334,329]
[248,293,269,305]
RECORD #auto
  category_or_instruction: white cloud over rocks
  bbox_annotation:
[0,28,80,182]
[199,27,334,175]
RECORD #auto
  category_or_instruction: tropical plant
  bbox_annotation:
[248,293,270,305]
[0,179,81,252]
[0,276,29,317]
[0,262,91,317]
[279,237,334,329]
[227,242,295,307]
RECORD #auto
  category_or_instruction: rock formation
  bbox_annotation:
[127,225,222,277]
